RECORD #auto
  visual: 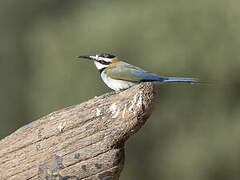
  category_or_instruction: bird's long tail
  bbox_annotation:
[163,77,200,84]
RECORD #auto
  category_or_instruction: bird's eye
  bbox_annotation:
[98,60,110,65]
[99,60,110,65]
[100,60,105,64]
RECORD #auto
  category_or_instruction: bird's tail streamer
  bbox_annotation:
[164,77,200,84]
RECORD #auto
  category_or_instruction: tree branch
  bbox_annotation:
[0,82,156,180]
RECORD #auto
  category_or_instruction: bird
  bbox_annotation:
[76,53,199,91]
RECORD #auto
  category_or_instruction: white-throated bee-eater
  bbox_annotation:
[77,53,199,91]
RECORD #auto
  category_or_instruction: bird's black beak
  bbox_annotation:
[76,55,95,60]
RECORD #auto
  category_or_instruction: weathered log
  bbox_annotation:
[0,82,156,180]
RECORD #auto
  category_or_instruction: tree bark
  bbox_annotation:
[0,82,156,180]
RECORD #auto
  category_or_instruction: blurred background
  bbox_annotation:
[1,0,240,179]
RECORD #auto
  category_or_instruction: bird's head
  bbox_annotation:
[77,53,119,72]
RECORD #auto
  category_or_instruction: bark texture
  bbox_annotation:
[0,82,156,180]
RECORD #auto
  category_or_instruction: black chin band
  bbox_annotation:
[99,67,107,74]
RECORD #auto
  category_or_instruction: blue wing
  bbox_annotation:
[106,61,199,83]
[130,69,166,82]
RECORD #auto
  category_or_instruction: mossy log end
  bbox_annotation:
[0,82,156,180]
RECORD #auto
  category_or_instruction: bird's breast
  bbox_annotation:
[101,70,137,91]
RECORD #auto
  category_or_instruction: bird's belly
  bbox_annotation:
[101,73,137,91]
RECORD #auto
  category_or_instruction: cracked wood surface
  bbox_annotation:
[0,82,156,180]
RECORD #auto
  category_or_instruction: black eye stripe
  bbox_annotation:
[99,60,110,65]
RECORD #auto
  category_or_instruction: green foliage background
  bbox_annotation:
[1,0,240,179]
